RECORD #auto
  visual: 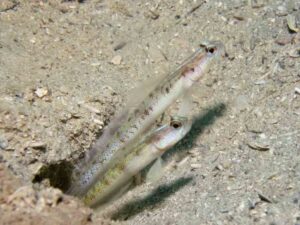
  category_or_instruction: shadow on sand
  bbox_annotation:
[110,103,226,220]
[110,176,193,220]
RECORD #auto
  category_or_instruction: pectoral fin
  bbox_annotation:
[145,157,164,183]
[177,90,194,118]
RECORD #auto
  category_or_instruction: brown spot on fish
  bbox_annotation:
[103,178,110,185]
[144,109,150,116]
[181,67,190,77]
[115,131,121,138]
[120,137,126,143]
[117,163,125,171]
[167,81,174,91]
[131,123,138,129]
[128,128,136,134]
[155,86,161,93]
[165,86,170,93]
[182,65,196,77]
[135,150,141,156]
[181,53,205,77]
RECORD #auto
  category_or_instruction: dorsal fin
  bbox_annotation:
[125,74,162,109]
[85,74,163,163]
[68,74,164,194]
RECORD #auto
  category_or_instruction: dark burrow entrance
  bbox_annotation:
[32,160,74,192]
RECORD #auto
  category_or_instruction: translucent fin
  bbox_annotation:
[145,156,164,183]
[88,108,130,160]
[107,179,133,202]
[125,74,162,109]
[133,172,142,185]
[68,108,130,195]
[91,176,134,208]
[177,90,194,118]
[89,73,164,161]
[83,73,164,164]
[95,179,134,209]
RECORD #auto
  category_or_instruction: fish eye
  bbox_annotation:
[170,120,182,129]
[206,46,216,54]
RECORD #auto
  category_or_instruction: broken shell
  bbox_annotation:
[191,163,201,169]
[177,156,189,167]
[30,141,47,149]
[247,141,270,151]
[275,34,293,45]
[287,14,299,33]
[188,149,200,157]
[288,46,300,58]
[257,192,273,203]
[80,103,101,114]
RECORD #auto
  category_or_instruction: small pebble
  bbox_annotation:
[254,80,267,85]
[93,119,104,128]
[35,87,49,98]
[0,136,8,149]
[191,163,201,169]
[188,149,200,157]
[276,5,288,17]
[275,34,293,45]
[110,55,122,65]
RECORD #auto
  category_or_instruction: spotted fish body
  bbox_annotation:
[69,41,225,196]
[83,116,192,207]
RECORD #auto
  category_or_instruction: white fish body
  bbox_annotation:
[69,41,225,196]
[83,115,193,207]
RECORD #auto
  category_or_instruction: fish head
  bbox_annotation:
[200,40,226,58]
[152,116,192,151]
[182,41,225,83]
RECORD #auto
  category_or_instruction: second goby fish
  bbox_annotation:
[83,116,193,208]
[69,41,225,196]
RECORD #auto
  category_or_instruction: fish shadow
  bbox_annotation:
[109,103,226,220]
[110,176,193,220]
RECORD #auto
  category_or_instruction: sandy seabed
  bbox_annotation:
[0,0,300,224]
